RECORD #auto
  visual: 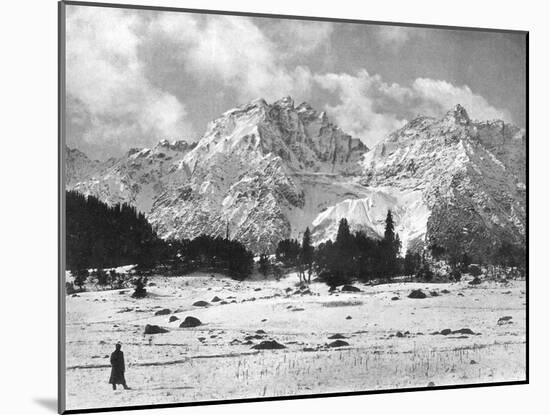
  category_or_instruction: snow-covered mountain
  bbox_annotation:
[66,98,525,256]
[359,104,526,256]
[68,140,196,212]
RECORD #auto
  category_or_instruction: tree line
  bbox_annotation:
[158,235,254,279]
[66,191,255,281]
[66,190,163,271]
[274,209,526,286]
[275,211,404,287]
[67,190,526,290]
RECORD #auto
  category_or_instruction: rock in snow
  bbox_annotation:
[179,316,202,328]
[341,285,361,292]
[251,340,286,350]
[408,289,427,299]
[144,324,169,334]
[328,340,350,348]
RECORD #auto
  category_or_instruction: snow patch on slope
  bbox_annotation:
[311,188,429,252]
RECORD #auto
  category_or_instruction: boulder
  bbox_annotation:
[245,334,264,340]
[452,328,475,335]
[345,315,352,320]
[440,329,452,335]
[154,308,171,316]
[498,316,513,325]
[179,316,202,328]
[211,296,222,302]
[144,324,169,334]
[169,316,179,322]
[341,285,361,292]
[192,300,210,307]
[408,289,427,299]
[391,296,399,301]
[328,340,350,347]
[252,340,286,350]
[328,334,347,339]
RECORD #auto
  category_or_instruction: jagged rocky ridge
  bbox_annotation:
[66,98,525,257]
[360,104,526,256]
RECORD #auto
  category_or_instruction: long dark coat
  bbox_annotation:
[109,350,126,385]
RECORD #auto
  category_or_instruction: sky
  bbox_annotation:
[65,4,527,160]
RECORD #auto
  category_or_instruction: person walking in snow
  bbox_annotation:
[109,343,130,390]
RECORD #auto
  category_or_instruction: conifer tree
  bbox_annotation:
[384,210,395,243]
[381,210,399,279]
[73,268,88,291]
[258,253,270,276]
[404,249,421,276]
[336,218,352,249]
[301,227,314,283]
[95,268,109,287]
[275,239,300,266]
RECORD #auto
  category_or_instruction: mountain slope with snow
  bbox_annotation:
[66,99,525,256]
[360,104,526,257]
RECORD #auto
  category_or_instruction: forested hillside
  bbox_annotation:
[66,190,162,270]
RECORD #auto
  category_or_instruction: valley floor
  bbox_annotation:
[64,273,526,411]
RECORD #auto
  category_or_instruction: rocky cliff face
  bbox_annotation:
[360,104,526,256]
[66,99,525,256]
[147,97,368,252]
[69,140,195,212]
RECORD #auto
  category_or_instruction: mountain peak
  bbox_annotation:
[444,104,470,125]
[274,96,295,108]
[156,139,195,152]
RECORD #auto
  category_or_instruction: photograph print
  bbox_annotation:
[60,1,527,413]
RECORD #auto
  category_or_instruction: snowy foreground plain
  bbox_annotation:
[65,273,526,410]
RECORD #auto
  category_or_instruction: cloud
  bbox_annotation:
[65,6,194,159]
[314,70,509,147]
[314,71,407,147]
[65,7,512,158]
[265,20,334,56]
[373,25,431,51]
[411,78,512,122]
[150,13,314,102]
[375,26,412,46]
